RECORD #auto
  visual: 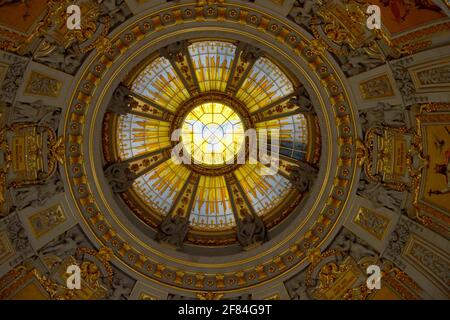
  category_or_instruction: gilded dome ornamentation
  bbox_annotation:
[0,0,448,301]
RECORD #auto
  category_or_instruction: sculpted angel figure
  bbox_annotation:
[334,230,377,261]
[236,213,267,248]
[156,214,189,248]
[40,230,86,257]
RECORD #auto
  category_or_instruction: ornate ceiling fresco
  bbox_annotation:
[0,0,449,301]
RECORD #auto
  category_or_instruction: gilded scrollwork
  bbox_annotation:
[308,0,401,59]
[0,242,134,300]
[286,227,424,300]
[5,122,64,188]
[368,127,409,189]
[407,107,450,238]
[353,207,390,240]
[0,118,65,214]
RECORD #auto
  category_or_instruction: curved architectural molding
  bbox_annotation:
[0,0,448,300]
[61,1,359,293]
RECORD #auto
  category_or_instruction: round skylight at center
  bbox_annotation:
[182,102,245,165]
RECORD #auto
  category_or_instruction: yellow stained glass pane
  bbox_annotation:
[256,114,308,161]
[190,175,236,229]
[188,41,237,92]
[182,102,245,165]
[133,159,191,215]
[236,57,294,113]
[234,162,291,215]
[117,114,170,160]
[131,57,190,112]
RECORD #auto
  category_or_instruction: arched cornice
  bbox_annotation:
[60,1,360,294]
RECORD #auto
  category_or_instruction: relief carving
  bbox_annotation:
[107,84,134,115]
[236,213,267,248]
[0,55,29,103]
[286,161,318,193]
[12,101,61,131]
[417,65,450,85]
[357,178,404,212]
[11,174,64,211]
[104,162,137,193]
[155,214,190,248]
[24,72,62,98]
[359,103,407,132]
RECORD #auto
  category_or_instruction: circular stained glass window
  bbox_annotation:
[111,40,312,236]
[181,102,245,165]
